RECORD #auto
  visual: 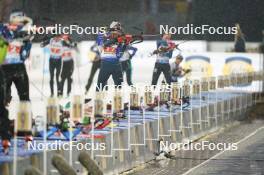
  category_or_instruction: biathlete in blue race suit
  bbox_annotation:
[96,21,126,91]
[151,34,176,85]
[0,10,33,148]
[41,34,74,97]
[0,10,33,103]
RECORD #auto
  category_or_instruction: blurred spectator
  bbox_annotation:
[145,19,156,35]
[170,55,184,83]
[0,0,13,22]
[234,23,246,52]
[170,54,191,82]
[187,0,193,22]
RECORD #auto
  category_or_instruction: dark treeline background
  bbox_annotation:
[1,0,263,41]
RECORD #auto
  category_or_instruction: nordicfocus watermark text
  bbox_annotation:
[28,140,106,151]
[160,141,238,152]
[160,24,237,35]
[27,24,107,35]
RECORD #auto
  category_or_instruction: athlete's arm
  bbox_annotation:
[20,40,32,61]
[40,37,50,47]
[103,37,118,47]
[127,46,138,59]
[0,24,13,42]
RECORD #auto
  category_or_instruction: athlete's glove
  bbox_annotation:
[117,34,143,45]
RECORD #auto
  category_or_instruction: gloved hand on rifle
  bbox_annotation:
[151,43,178,56]
[107,32,143,46]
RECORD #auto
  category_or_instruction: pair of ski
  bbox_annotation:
[38,117,113,141]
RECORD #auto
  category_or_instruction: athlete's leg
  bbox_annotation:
[151,63,162,86]
[58,60,67,96]
[96,61,111,91]
[55,59,62,96]
[112,63,123,87]
[162,63,172,84]
[1,65,14,104]
[66,77,72,96]
[121,61,128,73]
[49,59,56,96]
[0,68,11,141]
[125,60,133,86]
[67,60,74,96]
[4,76,12,104]
[14,64,30,101]
[86,60,100,92]
[59,76,66,96]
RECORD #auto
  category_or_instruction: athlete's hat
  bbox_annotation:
[9,9,26,22]
[110,21,121,30]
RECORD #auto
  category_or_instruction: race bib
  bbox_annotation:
[4,40,23,64]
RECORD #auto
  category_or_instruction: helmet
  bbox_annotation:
[109,21,122,31]
[60,34,70,41]
[9,10,26,23]
[176,54,183,61]
[162,33,171,40]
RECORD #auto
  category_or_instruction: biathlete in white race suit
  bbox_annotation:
[119,44,137,86]
[58,35,75,97]
[0,66,11,149]
[151,34,177,85]
[41,35,69,96]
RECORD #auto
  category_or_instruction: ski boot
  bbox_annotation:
[25,135,33,142]
[24,135,34,148]
[2,139,11,155]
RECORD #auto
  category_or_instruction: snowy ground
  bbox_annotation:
[7,44,263,119]
[124,104,264,175]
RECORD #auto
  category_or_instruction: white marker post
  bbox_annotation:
[46,97,59,174]
[71,95,83,165]
[14,101,32,175]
